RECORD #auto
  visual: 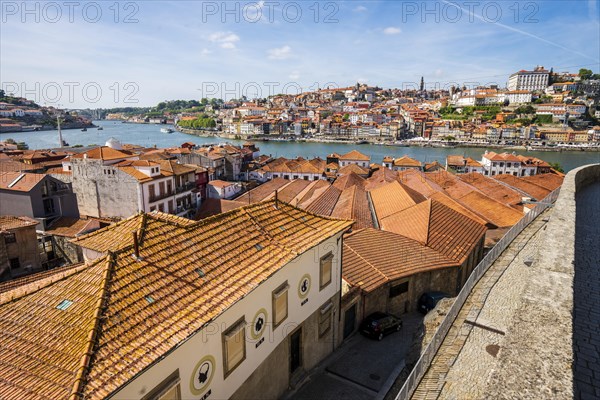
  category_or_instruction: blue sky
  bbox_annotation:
[1,0,599,108]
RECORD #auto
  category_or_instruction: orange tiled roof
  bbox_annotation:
[333,172,367,190]
[459,172,523,209]
[235,177,290,203]
[72,146,135,161]
[378,199,487,264]
[304,185,342,216]
[455,191,524,228]
[45,217,101,238]
[343,228,457,292]
[0,172,44,192]
[330,185,374,229]
[393,155,422,167]
[369,180,425,221]
[337,163,370,176]
[365,166,399,191]
[339,150,370,161]
[0,215,38,230]
[0,200,352,400]
[492,174,551,201]
[520,173,563,192]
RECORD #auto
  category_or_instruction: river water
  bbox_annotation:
[2,120,599,172]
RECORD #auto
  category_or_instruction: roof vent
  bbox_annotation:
[56,299,73,310]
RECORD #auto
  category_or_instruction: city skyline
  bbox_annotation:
[2,0,599,107]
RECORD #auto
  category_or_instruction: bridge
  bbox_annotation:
[392,164,600,399]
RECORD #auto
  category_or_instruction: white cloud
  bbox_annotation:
[434,69,444,78]
[354,5,367,12]
[200,48,212,56]
[208,31,240,49]
[383,27,401,35]
[289,71,300,80]
[268,45,293,60]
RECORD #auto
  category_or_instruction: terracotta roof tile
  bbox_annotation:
[379,199,487,264]
[520,173,563,191]
[0,172,44,192]
[339,150,370,161]
[492,174,551,201]
[455,191,524,228]
[369,181,425,221]
[0,200,352,400]
[343,228,457,292]
[235,178,290,203]
[0,215,38,230]
[459,172,523,209]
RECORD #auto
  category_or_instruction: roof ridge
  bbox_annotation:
[70,254,115,400]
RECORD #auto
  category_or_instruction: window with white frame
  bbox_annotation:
[272,282,289,328]
[223,318,246,377]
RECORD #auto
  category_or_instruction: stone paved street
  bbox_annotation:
[286,313,423,400]
[573,182,600,399]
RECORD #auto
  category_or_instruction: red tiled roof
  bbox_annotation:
[343,228,457,292]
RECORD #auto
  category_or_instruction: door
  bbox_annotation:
[290,329,302,373]
[343,304,356,339]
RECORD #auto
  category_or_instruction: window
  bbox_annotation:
[142,370,181,400]
[4,232,16,244]
[319,302,333,337]
[320,252,333,290]
[9,258,20,270]
[272,282,289,328]
[223,318,246,377]
[389,281,409,298]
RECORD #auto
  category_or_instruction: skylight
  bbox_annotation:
[145,295,155,304]
[56,299,73,310]
[254,244,263,251]
[196,268,206,278]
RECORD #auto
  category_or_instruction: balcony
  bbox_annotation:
[175,181,196,194]
[148,191,174,203]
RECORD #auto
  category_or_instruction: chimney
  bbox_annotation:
[274,190,279,209]
[132,231,140,260]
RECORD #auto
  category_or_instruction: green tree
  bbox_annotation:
[549,162,564,173]
[579,68,593,80]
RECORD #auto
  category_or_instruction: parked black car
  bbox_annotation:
[418,291,450,314]
[359,312,402,341]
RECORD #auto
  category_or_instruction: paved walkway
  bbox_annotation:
[411,207,569,399]
[286,313,423,400]
[573,182,600,399]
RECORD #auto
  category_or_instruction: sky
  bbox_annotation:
[1,0,599,108]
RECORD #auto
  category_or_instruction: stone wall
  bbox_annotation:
[363,267,459,317]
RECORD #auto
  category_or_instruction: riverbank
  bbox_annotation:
[175,127,600,153]
[3,120,598,172]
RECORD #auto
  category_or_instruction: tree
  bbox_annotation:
[549,162,564,173]
[0,89,5,98]
[579,68,593,80]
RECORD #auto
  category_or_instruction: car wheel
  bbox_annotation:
[377,333,384,341]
